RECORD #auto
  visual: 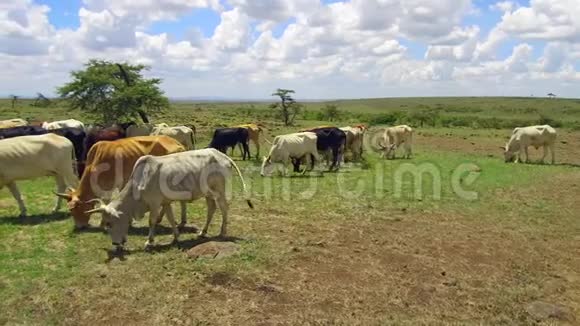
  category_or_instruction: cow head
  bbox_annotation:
[55,189,98,229]
[260,156,274,176]
[85,203,128,248]
[501,145,516,163]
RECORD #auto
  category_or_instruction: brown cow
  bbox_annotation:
[56,136,185,229]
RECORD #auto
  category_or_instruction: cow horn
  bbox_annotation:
[53,191,72,200]
[85,207,106,215]
[85,198,105,206]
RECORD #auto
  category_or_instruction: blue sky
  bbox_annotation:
[1,0,578,99]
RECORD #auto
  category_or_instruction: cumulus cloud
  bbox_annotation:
[0,0,53,55]
[1,0,580,98]
[498,0,580,42]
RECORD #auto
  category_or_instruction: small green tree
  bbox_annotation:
[57,59,168,124]
[321,104,340,121]
[270,88,301,126]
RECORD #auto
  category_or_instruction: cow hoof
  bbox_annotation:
[198,232,208,238]
[144,241,154,250]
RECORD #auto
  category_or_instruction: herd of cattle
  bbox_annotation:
[0,116,559,252]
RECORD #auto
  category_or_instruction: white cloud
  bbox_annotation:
[0,0,53,55]
[1,0,580,98]
[212,8,251,51]
[498,0,580,42]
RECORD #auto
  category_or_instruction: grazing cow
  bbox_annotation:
[49,128,87,174]
[261,132,320,176]
[208,127,250,160]
[0,125,47,139]
[340,126,364,161]
[380,125,413,159]
[85,148,254,251]
[232,123,266,159]
[502,125,557,164]
[0,134,79,217]
[42,119,85,131]
[302,127,346,171]
[125,123,168,137]
[55,136,185,229]
[151,125,196,150]
[80,126,126,175]
[0,118,28,129]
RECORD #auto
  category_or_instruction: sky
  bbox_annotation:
[1,0,580,99]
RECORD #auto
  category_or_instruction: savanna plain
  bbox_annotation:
[1,97,579,325]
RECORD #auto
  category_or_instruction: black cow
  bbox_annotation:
[208,127,250,160]
[298,127,346,171]
[49,128,87,174]
[0,125,47,139]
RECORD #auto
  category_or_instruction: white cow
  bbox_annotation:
[125,123,167,137]
[340,126,364,161]
[85,148,253,251]
[502,125,557,164]
[126,124,196,150]
[261,132,320,176]
[0,118,28,129]
[0,134,79,217]
[42,119,85,131]
[151,125,196,150]
[380,125,413,159]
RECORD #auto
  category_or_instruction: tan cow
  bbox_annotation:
[55,136,185,229]
[379,125,413,159]
[0,118,28,129]
[232,123,266,159]
[340,126,364,161]
[502,125,557,164]
[0,134,79,217]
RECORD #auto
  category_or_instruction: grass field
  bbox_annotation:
[1,97,579,324]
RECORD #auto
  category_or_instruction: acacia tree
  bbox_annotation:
[57,59,168,124]
[270,88,301,126]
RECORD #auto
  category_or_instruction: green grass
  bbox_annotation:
[1,98,580,324]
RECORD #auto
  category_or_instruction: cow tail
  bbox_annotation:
[68,144,80,187]
[222,154,254,209]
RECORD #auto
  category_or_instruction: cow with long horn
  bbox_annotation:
[55,136,185,229]
[85,148,254,252]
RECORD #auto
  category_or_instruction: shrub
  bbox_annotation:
[537,114,563,128]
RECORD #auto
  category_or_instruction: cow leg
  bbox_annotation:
[145,206,161,248]
[52,176,67,213]
[200,197,217,237]
[405,143,412,159]
[163,204,180,244]
[216,196,229,237]
[550,144,556,164]
[255,140,260,160]
[243,142,250,160]
[179,201,187,228]
[7,182,26,217]
[541,146,548,164]
[523,147,530,163]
